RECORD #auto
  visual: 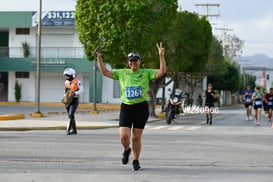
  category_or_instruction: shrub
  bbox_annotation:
[15,80,22,102]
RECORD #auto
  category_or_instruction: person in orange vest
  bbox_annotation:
[63,68,84,135]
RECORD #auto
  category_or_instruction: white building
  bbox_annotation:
[0,11,121,104]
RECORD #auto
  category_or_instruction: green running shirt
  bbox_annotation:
[112,69,157,105]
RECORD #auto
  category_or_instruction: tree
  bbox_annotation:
[222,34,245,59]
[205,36,227,76]
[75,0,178,116]
[75,0,177,66]
[240,72,256,92]
[208,61,241,93]
[167,12,212,73]
[166,11,213,100]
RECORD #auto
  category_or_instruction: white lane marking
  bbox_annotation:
[186,126,201,130]
[149,125,169,130]
[146,125,201,131]
[168,126,185,130]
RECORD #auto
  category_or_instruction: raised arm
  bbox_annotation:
[251,92,256,101]
[155,42,166,79]
[96,51,113,79]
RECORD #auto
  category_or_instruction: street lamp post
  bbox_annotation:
[33,0,43,117]
[93,60,97,111]
[89,59,99,114]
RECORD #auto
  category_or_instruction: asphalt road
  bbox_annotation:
[0,106,273,182]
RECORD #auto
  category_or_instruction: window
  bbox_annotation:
[15,72,29,78]
[113,80,120,98]
[16,28,30,35]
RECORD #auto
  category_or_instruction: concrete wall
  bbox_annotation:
[101,64,121,104]
[8,71,88,103]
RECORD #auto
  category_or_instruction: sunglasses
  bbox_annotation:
[127,52,140,61]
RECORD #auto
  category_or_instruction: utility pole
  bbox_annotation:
[32,0,43,117]
[195,3,220,94]
[195,3,220,18]
[195,3,220,26]
[215,26,233,56]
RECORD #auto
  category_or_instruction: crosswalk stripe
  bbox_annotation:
[186,126,201,130]
[149,126,169,130]
[146,125,202,131]
[168,126,185,130]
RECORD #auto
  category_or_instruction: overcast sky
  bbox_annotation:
[179,0,273,58]
[1,0,273,58]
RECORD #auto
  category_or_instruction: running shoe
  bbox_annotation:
[122,148,131,165]
[132,160,141,171]
[249,116,253,120]
[246,117,249,121]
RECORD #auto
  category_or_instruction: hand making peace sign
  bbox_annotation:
[156,42,165,56]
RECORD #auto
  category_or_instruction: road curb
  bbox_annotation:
[0,118,163,131]
[0,113,25,120]
[0,125,119,131]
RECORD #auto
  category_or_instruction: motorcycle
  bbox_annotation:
[165,88,185,125]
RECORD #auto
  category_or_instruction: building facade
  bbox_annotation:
[0,11,111,103]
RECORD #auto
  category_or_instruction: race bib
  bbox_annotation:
[255,100,262,106]
[245,98,251,103]
[124,86,142,100]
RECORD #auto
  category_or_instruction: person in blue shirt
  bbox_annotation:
[242,84,254,121]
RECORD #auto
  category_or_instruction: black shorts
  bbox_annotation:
[266,101,273,110]
[253,100,263,110]
[268,105,273,110]
[119,101,149,129]
[244,102,253,108]
[205,103,214,108]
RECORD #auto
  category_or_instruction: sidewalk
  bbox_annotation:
[0,102,164,131]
